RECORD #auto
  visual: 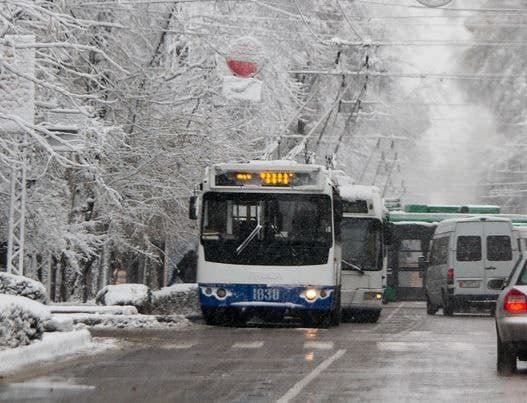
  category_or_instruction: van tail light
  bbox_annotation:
[447,268,454,285]
[504,288,527,313]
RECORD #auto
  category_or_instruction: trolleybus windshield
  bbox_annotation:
[201,192,333,266]
[341,217,383,271]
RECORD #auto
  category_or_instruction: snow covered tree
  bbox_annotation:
[461,0,527,212]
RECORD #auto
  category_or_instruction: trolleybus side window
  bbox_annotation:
[456,236,481,262]
[487,235,512,261]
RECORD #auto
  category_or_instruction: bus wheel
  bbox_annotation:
[260,309,285,323]
[302,311,330,328]
[330,306,341,326]
[426,296,438,315]
[202,307,221,326]
[330,293,342,326]
[366,310,381,323]
[225,308,244,327]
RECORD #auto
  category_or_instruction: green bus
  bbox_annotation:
[385,203,527,301]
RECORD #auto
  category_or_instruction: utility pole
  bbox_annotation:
[1,35,35,275]
[6,138,28,275]
[383,152,399,197]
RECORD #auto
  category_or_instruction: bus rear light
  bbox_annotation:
[504,288,527,313]
[447,268,454,285]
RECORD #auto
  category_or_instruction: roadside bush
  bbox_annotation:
[95,284,153,314]
[0,272,48,304]
[0,294,50,349]
[151,284,199,316]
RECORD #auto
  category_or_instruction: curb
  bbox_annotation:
[0,329,92,376]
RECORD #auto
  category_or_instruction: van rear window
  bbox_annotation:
[456,236,481,261]
[487,236,512,261]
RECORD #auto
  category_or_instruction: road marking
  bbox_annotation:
[277,349,346,403]
[377,341,476,352]
[160,342,196,350]
[373,302,404,330]
[377,342,427,352]
[303,341,334,350]
[231,341,264,349]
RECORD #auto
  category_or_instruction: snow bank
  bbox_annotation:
[94,283,199,316]
[58,313,190,329]
[0,272,48,304]
[0,329,92,376]
[0,294,51,349]
[95,284,152,313]
[151,283,199,315]
[50,304,138,315]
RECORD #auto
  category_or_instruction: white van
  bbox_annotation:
[425,216,519,315]
[516,226,527,253]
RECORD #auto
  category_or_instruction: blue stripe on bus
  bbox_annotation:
[198,283,336,310]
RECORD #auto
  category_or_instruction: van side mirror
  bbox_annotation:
[189,196,198,220]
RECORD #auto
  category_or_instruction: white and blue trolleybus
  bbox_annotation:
[189,160,342,327]
[337,183,388,322]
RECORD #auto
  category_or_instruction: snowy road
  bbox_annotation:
[2,302,527,402]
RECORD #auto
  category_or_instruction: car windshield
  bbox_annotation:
[201,192,333,266]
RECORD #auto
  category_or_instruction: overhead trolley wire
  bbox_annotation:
[288,69,527,82]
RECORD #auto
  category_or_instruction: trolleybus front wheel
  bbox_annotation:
[301,311,331,328]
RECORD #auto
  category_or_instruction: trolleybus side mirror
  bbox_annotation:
[418,255,428,271]
[383,223,393,246]
[189,196,198,220]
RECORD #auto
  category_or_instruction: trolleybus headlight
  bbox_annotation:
[205,287,212,295]
[305,288,318,301]
[216,288,227,298]
[320,290,327,298]
[364,292,383,301]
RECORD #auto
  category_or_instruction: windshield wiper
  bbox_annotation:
[235,224,263,255]
[342,259,364,275]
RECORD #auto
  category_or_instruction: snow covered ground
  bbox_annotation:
[55,313,191,329]
[1,277,198,377]
[46,283,199,329]
[0,330,115,377]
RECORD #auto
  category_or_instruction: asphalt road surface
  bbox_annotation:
[2,302,527,402]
